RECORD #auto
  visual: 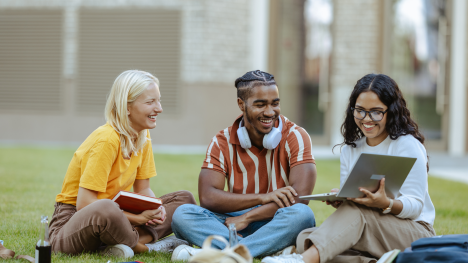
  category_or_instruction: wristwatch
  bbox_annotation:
[382,199,393,214]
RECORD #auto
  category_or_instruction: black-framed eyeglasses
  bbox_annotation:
[351,107,388,121]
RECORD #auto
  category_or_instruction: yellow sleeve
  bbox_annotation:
[136,137,157,180]
[79,140,119,192]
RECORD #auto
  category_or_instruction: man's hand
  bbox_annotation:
[324,188,343,209]
[224,214,249,234]
[261,186,298,208]
[199,163,315,213]
[348,178,390,209]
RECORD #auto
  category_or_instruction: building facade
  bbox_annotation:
[0,0,270,147]
[1,0,467,155]
[300,0,467,156]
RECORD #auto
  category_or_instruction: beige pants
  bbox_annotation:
[49,190,196,255]
[296,201,435,263]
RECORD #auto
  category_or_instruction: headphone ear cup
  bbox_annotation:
[237,126,252,149]
[263,117,283,150]
[263,128,281,150]
[263,132,271,149]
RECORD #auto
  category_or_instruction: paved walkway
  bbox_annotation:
[426,152,468,184]
[312,146,468,185]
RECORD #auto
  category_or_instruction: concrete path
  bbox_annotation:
[312,146,468,185]
[427,152,468,184]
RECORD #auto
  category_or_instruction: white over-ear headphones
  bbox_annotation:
[237,116,283,150]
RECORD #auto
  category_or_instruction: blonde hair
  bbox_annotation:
[105,70,160,158]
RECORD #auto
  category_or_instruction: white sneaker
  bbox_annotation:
[102,244,134,258]
[171,244,201,262]
[270,245,296,256]
[261,253,305,263]
[146,235,190,252]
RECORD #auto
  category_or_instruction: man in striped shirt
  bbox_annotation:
[171,70,317,260]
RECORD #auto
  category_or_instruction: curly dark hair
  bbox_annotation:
[339,73,425,151]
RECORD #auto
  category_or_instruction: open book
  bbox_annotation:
[111,191,162,214]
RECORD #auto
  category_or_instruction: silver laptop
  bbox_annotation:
[299,153,417,201]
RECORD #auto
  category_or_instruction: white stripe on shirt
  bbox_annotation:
[285,141,291,163]
[206,137,216,169]
[271,154,277,191]
[266,149,272,193]
[246,149,260,194]
[237,153,248,194]
[212,136,225,173]
[280,163,290,186]
[219,147,225,173]
[224,128,234,192]
[292,129,305,162]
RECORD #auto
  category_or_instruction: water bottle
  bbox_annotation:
[35,215,51,263]
[228,223,239,247]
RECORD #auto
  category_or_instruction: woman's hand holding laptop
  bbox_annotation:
[325,179,392,210]
[347,178,391,209]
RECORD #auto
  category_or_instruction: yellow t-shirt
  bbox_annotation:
[56,124,157,206]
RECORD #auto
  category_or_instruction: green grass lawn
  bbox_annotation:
[0,147,467,262]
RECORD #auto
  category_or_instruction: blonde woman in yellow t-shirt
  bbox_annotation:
[49,70,196,258]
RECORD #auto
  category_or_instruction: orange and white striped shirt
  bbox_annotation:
[202,115,315,194]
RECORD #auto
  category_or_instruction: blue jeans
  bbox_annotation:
[171,203,315,257]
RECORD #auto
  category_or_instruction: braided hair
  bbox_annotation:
[235,70,276,101]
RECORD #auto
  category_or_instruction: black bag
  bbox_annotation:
[395,234,468,263]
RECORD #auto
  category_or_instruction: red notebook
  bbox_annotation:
[111,191,163,214]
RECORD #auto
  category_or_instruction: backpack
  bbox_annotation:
[395,234,468,263]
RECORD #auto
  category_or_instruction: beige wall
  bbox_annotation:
[0,82,240,145]
[328,0,384,145]
[268,0,305,124]
[331,0,383,88]
[0,0,252,147]
[150,83,240,146]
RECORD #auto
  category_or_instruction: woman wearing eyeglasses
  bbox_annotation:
[262,74,436,263]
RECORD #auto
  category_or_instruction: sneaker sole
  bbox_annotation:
[161,235,189,248]
[171,245,190,262]
[103,244,134,258]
